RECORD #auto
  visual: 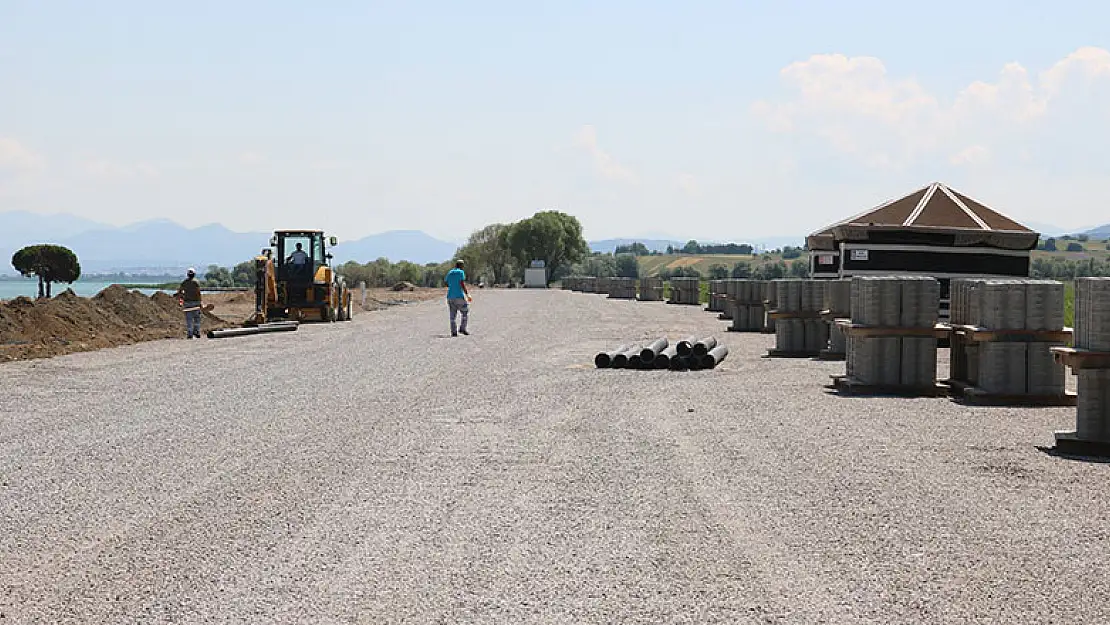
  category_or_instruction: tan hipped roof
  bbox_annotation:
[807,182,1038,250]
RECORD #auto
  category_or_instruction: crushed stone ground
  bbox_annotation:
[0,289,1106,624]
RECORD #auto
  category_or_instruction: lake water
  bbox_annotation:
[0,280,169,300]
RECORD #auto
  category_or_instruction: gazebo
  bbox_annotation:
[806,181,1040,321]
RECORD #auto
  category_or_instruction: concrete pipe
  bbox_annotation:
[700,344,730,369]
[692,336,718,357]
[640,337,669,362]
[595,343,633,369]
[655,344,679,369]
[612,343,642,369]
[676,335,698,357]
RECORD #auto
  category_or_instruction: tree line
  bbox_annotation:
[567,253,810,280]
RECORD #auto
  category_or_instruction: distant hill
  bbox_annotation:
[589,235,803,254]
[1082,223,1110,238]
[0,211,458,275]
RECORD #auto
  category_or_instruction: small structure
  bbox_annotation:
[523,260,547,288]
[807,181,1040,323]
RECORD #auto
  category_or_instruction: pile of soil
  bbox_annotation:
[392,281,416,292]
[0,285,234,363]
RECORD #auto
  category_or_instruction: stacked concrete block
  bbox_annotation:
[770,279,828,355]
[1071,278,1110,443]
[762,280,777,333]
[822,278,852,357]
[596,277,613,296]
[667,277,701,305]
[607,277,637,299]
[845,276,939,389]
[949,278,1067,397]
[728,280,766,332]
[580,277,598,293]
[638,277,664,301]
[707,280,727,313]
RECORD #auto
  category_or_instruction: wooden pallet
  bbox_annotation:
[945,379,1077,406]
[817,350,846,361]
[768,310,823,320]
[764,349,821,358]
[950,324,1073,343]
[726,327,764,333]
[836,321,951,339]
[819,309,850,322]
[1052,430,1110,458]
[1051,347,1110,370]
[827,375,946,397]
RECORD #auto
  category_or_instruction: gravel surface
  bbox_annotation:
[1,289,1108,624]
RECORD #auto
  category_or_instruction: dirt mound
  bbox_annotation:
[392,282,416,291]
[0,286,235,363]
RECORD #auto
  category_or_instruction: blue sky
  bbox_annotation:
[2,0,1108,242]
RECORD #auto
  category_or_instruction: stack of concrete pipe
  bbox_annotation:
[726,279,768,332]
[845,276,939,389]
[770,279,829,355]
[821,278,852,359]
[667,277,701,305]
[607,277,638,300]
[1071,278,1110,442]
[594,336,728,371]
[949,278,1067,396]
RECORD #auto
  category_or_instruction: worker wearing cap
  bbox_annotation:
[445,259,471,336]
[174,268,204,339]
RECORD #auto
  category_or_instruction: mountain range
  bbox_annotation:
[1,211,1106,276]
[0,212,462,275]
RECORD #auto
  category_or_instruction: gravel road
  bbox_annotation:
[2,289,1108,624]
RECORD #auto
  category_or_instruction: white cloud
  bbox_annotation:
[82,159,160,180]
[752,46,1110,168]
[573,125,636,183]
[0,137,44,171]
[950,144,991,167]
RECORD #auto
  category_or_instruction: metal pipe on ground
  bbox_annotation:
[700,344,730,369]
[207,321,299,339]
[693,336,718,357]
[640,337,669,362]
[595,343,633,369]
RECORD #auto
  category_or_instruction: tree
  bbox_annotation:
[232,261,255,286]
[731,261,752,278]
[11,244,81,298]
[1043,238,1058,251]
[615,242,651,256]
[682,240,700,254]
[506,210,589,280]
[1066,242,1085,252]
[615,254,640,278]
[455,222,515,285]
[707,263,730,279]
[665,245,675,255]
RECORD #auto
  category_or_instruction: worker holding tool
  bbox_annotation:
[445,259,471,337]
[174,267,204,339]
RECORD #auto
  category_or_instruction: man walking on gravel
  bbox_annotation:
[174,268,204,339]
[445,260,471,337]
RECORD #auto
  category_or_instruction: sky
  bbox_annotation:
[2,0,1109,243]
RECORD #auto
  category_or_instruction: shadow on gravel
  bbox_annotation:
[1035,445,1110,465]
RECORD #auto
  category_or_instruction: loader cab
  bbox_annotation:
[270,230,339,304]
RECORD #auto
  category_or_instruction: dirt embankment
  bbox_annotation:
[0,286,234,362]
[0,285,448,363]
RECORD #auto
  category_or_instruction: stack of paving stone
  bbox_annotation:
[638,277,664,301]
[707,280,727,314]
[596,277,613,296]
[844,276,939,389]
[768,279,828,356]
[667,277,701,305]
[1055,278,1110,451]
[607,277,637,300]
[821,278,852,359]
[761,280,777,333]
[576,277,598,293]
[949,278,1067,398]
[727,280,767,332]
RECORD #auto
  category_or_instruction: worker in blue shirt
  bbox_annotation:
[445,259,472,336]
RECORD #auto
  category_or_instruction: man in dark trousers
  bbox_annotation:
[444,259,471,336]
[174,268,204,339]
